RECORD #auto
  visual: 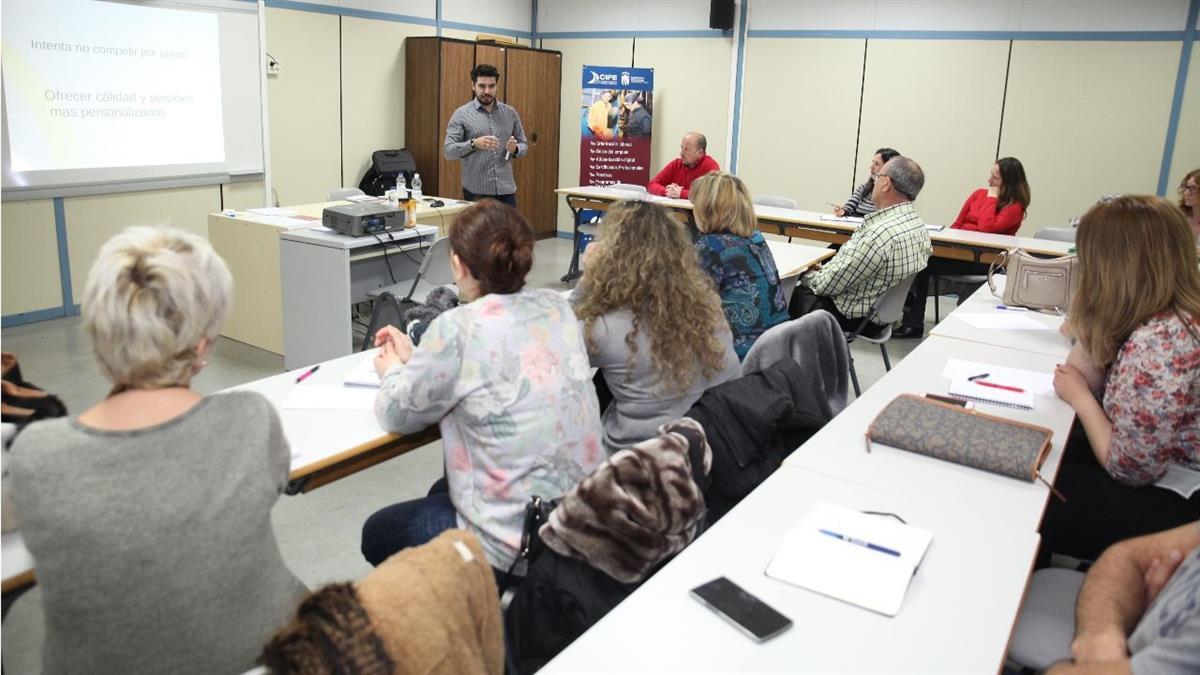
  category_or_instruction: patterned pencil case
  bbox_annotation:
[866,394,1053,483]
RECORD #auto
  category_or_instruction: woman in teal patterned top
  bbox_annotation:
[361,201,603,572]
[690,172,789,359]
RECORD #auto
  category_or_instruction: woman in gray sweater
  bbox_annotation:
[571,200,740,453]
[8,226,306,675]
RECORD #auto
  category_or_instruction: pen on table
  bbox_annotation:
[968,373,1025,393]
[295,365,320,383]
[995,304,1028,311]
[818,529,900,557]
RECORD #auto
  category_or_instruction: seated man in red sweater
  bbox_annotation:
[647,132,720,199]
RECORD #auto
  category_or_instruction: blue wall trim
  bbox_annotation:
[747,29,1185,41]
[2,307,69,329]
[435,0,442,36]
[1158,0,1199,196]
[539,29,732,40]
[441,20,533,39]
[556,230,575,240]
[729,0,750,174]
[264,0,451,30]
[53,197,75,315]
[531,0,539,44]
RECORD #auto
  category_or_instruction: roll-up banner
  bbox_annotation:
[579,65,654,187]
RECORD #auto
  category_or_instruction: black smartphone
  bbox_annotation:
[689,577,792,642]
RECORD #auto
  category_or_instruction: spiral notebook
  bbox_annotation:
[947,374,1034,409]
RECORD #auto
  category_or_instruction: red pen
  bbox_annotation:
[295,365,320,383]
[974,379,1025,393]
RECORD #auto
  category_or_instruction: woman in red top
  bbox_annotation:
[896,157,1032,337]
[950,157,1030,236]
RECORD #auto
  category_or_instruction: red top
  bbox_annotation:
[647,155,721,199]
[951,188,1025,236]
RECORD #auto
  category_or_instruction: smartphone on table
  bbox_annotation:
[690,576,792,642]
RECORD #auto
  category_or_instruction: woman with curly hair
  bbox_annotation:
[572,200,740,453]
[690,172,789,358]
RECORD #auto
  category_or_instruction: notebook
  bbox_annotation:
[947,373,1034,410]
[766,502,932,617]
[343,355,381,388]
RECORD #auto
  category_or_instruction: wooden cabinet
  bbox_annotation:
[405,37,561,238]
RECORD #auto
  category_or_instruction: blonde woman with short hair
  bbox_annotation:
[1041,196,1200,562]
[572,200,740,452]
[9,226,306,675]
[689,172,788,359]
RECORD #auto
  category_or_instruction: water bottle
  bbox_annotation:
[411,173,423,199]
[395,173,407,200]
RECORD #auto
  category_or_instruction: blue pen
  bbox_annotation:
[995,304,1028,311]
[818,529,901,557]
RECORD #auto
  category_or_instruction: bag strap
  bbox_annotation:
[986,248,1012,298]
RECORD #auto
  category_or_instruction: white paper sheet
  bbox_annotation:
[819,215,864,224]
[941,358,1055,397]
[282,384,376,411]
[952,313,1053,331]
[765,502,932,617]
[1155,464,1200,499]
[256,215,321,229]
[343,355,381,388]
[247,207,298,216]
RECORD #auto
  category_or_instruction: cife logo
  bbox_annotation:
[587,70,619,85]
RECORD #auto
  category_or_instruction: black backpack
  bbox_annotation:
[358,149,417,196]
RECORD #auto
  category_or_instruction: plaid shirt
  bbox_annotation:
[803,201,931,319]
[443,99,528,196]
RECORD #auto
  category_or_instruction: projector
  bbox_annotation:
[322,203,407,237]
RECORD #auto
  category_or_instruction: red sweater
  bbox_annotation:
[951,188,1025,235]
[647,155,721,198]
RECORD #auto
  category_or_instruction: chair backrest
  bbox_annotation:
[416,235,455,287]
[329,187,365,201]
[872,272,921,325]
[609,183,647,193]
[1035,227,1077,243]
[753,195,798,210]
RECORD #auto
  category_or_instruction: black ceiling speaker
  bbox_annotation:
[710,0,735,30]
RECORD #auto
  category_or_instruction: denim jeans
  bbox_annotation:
[360,477,458,566]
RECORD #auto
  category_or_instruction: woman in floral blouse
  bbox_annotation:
[690,172,788,359]
[360,201,603,574]
[1041,195,1200,562]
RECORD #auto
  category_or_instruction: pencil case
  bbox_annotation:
[865,394,1053,483]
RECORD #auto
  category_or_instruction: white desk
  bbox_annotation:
[209,198,468,356]
[784,335,1076,527]
[2,531,35,594]
[279,225,437,369]
[765,240,836,300]
[229,349,437,492]
[930,275,1071,358]
[544,465,1040,674]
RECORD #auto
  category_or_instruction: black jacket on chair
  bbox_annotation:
[686,359,828,523]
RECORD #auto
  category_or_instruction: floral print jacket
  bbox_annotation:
[1103,310,1200,486]
[375,288,603,568]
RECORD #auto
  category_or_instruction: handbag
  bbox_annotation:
[987,248,1079,312]
[866,394,1056,487]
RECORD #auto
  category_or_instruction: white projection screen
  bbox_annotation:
[1,0,264,198]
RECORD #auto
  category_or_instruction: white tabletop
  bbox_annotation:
[543,465,1040,674]
[556,186,1076,257]
[783,335,1076,526]
[930,275,1071,358]
[2,530,35,591]
[226,350,394,475]
[765,241,835,279]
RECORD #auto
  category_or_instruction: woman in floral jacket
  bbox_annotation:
[361,201,603,574]
[1042,195,1200,562]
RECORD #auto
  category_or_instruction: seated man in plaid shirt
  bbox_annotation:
[791,156,932,339]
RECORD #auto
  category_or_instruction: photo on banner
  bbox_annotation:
[579,65,654,187]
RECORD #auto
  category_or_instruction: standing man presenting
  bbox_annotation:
[444,64,528,206]
[648,132,719,200]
